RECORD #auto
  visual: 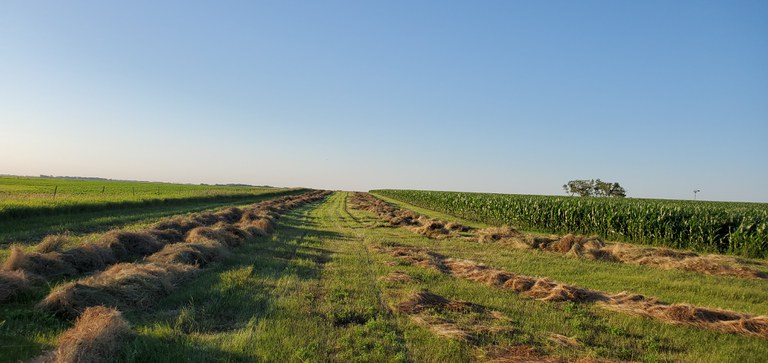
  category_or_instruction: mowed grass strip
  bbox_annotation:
[346,195,768,362]
[112,193,406,362]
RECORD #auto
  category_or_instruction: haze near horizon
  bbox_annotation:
[1,1,766,202]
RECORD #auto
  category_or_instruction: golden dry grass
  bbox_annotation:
[0,270,35,302]
[476,226,522,244]
[39,306,131,363]
[146,240,229,266]
[2,246,77,278]
[395,290,514,341]
[38,262,198,319]
[379,271,415,284]
[35,234,70,253]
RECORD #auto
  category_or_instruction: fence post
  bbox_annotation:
[53,185,58,199]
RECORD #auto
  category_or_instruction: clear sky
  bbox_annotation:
[1,1,766,202]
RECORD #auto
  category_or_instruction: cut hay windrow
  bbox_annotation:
[349,192,471,239]
[379,271,415,284]
[37,190,331,318]
[37,306,132,363]
[476,229,768,280]
[1,190,330,305]
[145,240,229,267]
[0,270,37,302]
[37,262,199,319]
[356,192,767,280]
[379,245,768,339]
[371,245,445,272]
[395,290,565,362]
[396,290,514,341]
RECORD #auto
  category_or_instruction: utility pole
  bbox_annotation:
[693,189,700,200]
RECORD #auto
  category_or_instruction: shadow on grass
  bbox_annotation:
[120,331,257,363]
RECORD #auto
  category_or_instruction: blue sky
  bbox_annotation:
[1,1,766,202]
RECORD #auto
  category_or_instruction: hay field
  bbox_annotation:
[0,176,302,245]
[1,191,766,362]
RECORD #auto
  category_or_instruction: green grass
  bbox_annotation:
[3,192,767,362]
[0,176,291,221]
[371,189,768,258]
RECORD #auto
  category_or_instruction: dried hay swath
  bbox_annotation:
[36,234,71,253]
[146,240,229,267]
[477,228,767,280]
[476,226,522,244]
[38,262,198,319]
[378,246,768,339]
[96,231,165,262]
[0,270,36,302]
[38,306,132,363]
[2,246,77,279]
[379,271,415,284]
[396,290,513,342]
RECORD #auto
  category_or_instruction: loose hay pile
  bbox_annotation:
[0,270,36,302]
[39,306,132,363]
[379,245,445,272]
[396,290,514,341]
[145,240,229,266]
[379,271,415,284]
[35,234,70,253]
[38,262,198,319]
[603,244,768,279]
[476,226,523,244]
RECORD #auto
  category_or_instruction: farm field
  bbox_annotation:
[0,176,301,246]
[2,191,767,362]
[372,190,768,258]
[0,176,290,220]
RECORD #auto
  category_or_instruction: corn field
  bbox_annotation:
[371,190,768,258]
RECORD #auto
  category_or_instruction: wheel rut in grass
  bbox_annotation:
[306,192,410,360]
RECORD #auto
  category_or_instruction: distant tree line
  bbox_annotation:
[563,179,626,198]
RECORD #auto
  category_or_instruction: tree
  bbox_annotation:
[564,179,626,198]
[563,180,594,197]
[608,182,626,198]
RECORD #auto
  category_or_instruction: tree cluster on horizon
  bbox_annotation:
[563,179,627,198]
